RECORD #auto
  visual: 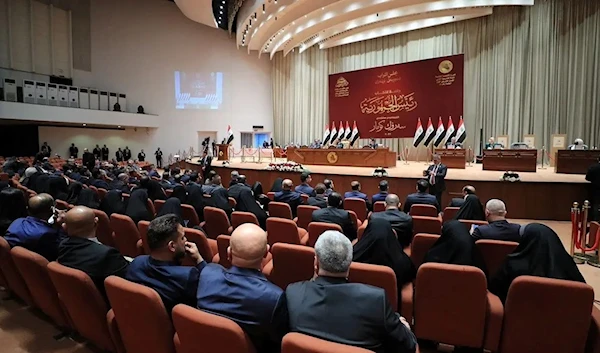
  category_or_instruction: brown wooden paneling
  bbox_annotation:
[286,147,397,168]
[483,149,537,172]
[435,149,466,169]
[555,150,600,174]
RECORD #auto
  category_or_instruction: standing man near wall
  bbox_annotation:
[69,143,79,158]
[155,148,163,168]
[101,145,109,161]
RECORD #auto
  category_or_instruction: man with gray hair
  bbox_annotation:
[286,231,417,353]
[472,199,521,242]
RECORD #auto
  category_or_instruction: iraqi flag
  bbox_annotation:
[322,124,331,145]
[423,117,435,146]
[345,121,352,140]
[413,118,424,147]
[433,117,446,147]
[456,117,466,143]
[444,117,456,144]
[350,121,360,146]
[339,121,345,140]
[330,122,338,143]
[226,125,234,144]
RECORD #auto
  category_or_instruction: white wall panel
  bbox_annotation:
[51,5,70,77]
[0,0,10,68]
[9,0,33,71]
[32,0,51,74]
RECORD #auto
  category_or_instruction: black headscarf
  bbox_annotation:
[125,189,153,225]
[454,194,486,221]
[100,190,126,217]
[66,182,84,205]
[236,188,268,230]
[270,178,283,192]
[34,174,51,194]
[353,218,416,294]
[185,183,205,223]
[252,181,270,207]
[0,182,9,191]
[48,176,69,201]
[0,188,28,235]
[145,179,166,201]
[423,220,487,274]
[208,187,233,219]
[157,198,184,226]
[171,185,187,204]
[76,189,100,209]
[489,223,586,303]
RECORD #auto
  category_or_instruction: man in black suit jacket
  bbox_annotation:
[311,192,356,241]
[274,179,304,218]
[228,178,251,201]
[58,206,130,303]
[403,179,440,213]
[472,199,521,243]
[307,183,327,209]
[286,231,417,353]
[448,185,476,208]
[370,194,413,248]
[586,157,600,221]
[201,151,213,183]
[424,154,447,207]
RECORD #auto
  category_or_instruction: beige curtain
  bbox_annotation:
[272,0,600,158]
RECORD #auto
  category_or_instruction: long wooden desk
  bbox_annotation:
[435,149,466,169]
[555,150,600,174]
[286,147,397,168]
[483,149,537,172]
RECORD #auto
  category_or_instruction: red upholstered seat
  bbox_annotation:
[203,206,233,239]
[410,204,438,217]
[47,262,118,352]
[97,188,108,201]
[181,204,201,227]
[267,192,275,201]
[110,213,143,257]
[228,197,237,208]
[105,276,175,353]
[269,202,293,220]
[475,239,519,277]
[231,211,259,229]
[93,209,115,248]
[138,220,151,255]
[11,247,70,328]
[147,198,156,216]
[348,210,363,229]
[266,218,308,246]
[412,216,442,236]
[55,199,71,210]
[297,205,319,231]
[172,304,256,353]
[348,262,397,312]
[344,198,368,222]
[410,233,440,269]
[0,237,34,306]
[373,201,386,213]
[183,227,215,265]
[282,332,373,353]
[442,207,460,223]
[154,199,166,214]
[307,222,342,247]
[262,243,315,290]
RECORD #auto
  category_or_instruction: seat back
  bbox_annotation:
[203,206,232,239]
[181,204,201,227]
[147,198,156,216]
[373,201,386,213]
[349,262,398,311]
[172,304,256,353]
[268,202,293,219]
[55,199,71,210]
[47,262,115,352]
[231,211,259,229]
[410,233,440,268]
[297,205,319,230]
[267,192,275,201]
[307,222,342,247]
[228,197,237,208]
[154,199,166,214]
[410,204,438,217]
[0,237,33,305]
[475,240,519,277]
[263,243,315,290]
[282,332,372,353]
[344,198,367,221]
[138,220,151,254]
[414,263,487,348]
[300,194,309,204]
[183,227,214,263]
[165,189,173,197]
[105,276,175,353]
[412,216,442,235]
[97,188,108,201]
[442,207,460,223]
[11,247,69,327]
[110,213,142,257]
[500,276,594,353]
[93,209,115,248]
[266,218,301,245]
[216,235,232,268]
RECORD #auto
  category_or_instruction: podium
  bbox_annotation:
[217,144,230,161]
[435,149,466,169]
[482,149,537,172]
[555,150,600,174]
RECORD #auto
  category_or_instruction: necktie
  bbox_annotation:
[430,165,438,185]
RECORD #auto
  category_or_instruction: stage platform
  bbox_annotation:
[182,157,592,221]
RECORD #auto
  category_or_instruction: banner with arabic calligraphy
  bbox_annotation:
[328,54,463,138]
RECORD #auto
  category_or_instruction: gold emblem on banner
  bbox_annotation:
[439,60,453,74]
[334,77,350,98]
[327,152,339,164]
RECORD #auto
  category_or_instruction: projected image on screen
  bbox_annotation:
[175,71,224,110]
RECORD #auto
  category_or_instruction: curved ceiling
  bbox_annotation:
[175,0,534,58]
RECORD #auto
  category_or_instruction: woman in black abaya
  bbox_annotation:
[125,189,153,225]
[270,178,283,192]
[170,185,187,204]
[252,182,269,207]
[48,176,69,201]
[66,182,83,205]
[157,197,185,226]
[208,187,233,219]
[489,223,585,303]
[454,194,486,221]
[353,218,416,302]
[423,220,487,274]
[34,174,50,194]
[0,188,28,235]
[142,179,166,201]
[100,190,126,217]
[75,189,100,209]
[236,188,268,230]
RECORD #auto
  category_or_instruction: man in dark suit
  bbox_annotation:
[403,179,440,213]
[370,194,413,248]
[274,179,304,218]
[448,185,476,208]
[311,192,356,241]
[58,206,130,303]
[126,214,204,313]
[344,181,372,211]
[123,146,132,161]
[286,231,417,353]
[295,172,315,196]
[109,173,131,193]
[229,170,240,187]
[201,151,213,183]
[371,180,389,204]
[472,199,521,242]
[424,154,447,206]
[228,177,251,201]
[69,143,79,158]
[93,144,102,160]
[586,156,600,221]
[197,224,288,353]
[82,148,95,170]
[323,179,335,197]
[307,183,327,209]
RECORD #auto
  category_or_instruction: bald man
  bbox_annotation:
[449,185,476,207]
[370,194,413,247]
[472,199,521,243]
[5,193,66,261]
[57,206,130,303]
[197,224,288,353]
[274,178,304,217]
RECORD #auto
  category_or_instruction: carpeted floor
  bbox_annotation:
[0,219,598,353]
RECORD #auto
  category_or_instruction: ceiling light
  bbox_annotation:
[118,126,121,128]
[82,123,86,126]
